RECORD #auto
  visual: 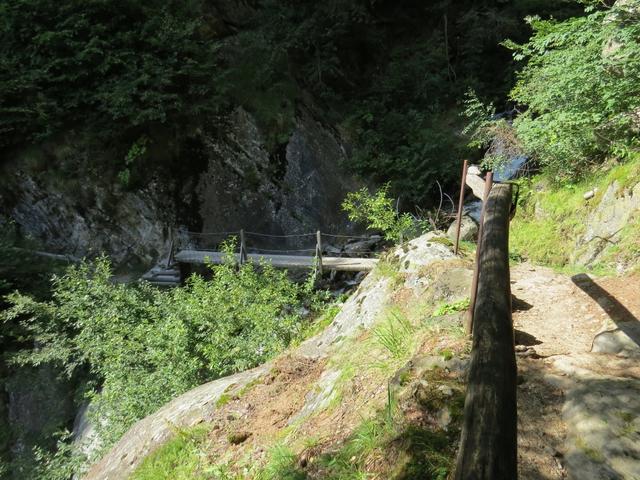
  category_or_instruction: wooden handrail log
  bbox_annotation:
[454,183,517,480]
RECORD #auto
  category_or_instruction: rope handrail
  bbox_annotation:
[183,231,240,237]
[247,248,317,254]
[180,230,381,240]
[320,233,382,240]
[243,231,316,238]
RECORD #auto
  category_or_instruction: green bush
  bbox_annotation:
[342,185,423,242]
[0,0,221,149]
[3,254,323,453]
[505,2,640,178]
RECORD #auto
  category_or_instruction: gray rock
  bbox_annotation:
[592,322,640,358]
[446,214,478,243]
[2,106,362,270]
[465,170,486,199]
[551,354,640,479]
[393,232,455,274]
[436,408,452,430]
[72,403,101,461]
[575,180,640,266]
[196,108,361,250]
[6,364,75,459]
[84,365,269,480]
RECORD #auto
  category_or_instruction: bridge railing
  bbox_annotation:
[173,229,383,260]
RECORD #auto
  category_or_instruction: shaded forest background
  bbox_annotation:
[0,0,582,203]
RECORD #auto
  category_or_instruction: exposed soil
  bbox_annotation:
[511,264,640,480]
[205,355,326,463]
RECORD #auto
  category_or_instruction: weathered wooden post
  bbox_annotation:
[454,182,517,480]
[466,171,494,335]
[454,160,469,255]
[315,230,323,277]
[166,227,175,269]
[239,229,248,265]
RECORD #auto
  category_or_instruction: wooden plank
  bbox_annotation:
[174,250,379,272]
[454,183,517,480]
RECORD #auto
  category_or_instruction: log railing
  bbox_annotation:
[454,182,518,480]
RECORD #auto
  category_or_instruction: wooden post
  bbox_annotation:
[465,171,494,335]
[454,182,516,480]
[315,230,323,277]
[454,160,469,255]
[166,228,175,269]
[239,229,247,264]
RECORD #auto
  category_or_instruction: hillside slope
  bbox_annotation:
[84,233,474,480]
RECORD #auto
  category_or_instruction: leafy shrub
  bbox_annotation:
[505,3,640,178]
[342,185,423,242]
[462,90,523,170]
[0,0,221,149]
[432,298,470,317]
[3,254,323,452]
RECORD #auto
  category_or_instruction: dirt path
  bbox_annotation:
[511,264,640,479]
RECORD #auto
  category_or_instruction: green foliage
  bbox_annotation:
[0,0,221,149]
[118,136,150,188]
[342,185,420,242]
[510,153,640,272]
[432,299,470,317]
[255,445,306,480]
[373,308,414,359]
[3,255,323,452]
[31,431,87,480]
[506,3,640,178]
[236,0,581,203]
[462,90,522,170]
[130,426,210,480]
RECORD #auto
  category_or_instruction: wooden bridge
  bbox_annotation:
[143,229,380,285]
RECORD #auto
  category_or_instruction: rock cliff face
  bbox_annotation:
[196,107,359,240]
[0,107,359,269]
[574,179,640,269]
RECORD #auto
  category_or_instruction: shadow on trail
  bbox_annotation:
[571,274,640,347]
[515,329,542,346]
[512,294,534,312]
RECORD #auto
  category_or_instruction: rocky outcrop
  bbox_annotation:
[2,174,170,269]
[0,107,360,269]
[446,214,478,243]
[5,365,75,460]
[574,180,640,267]
[196,107,360,246]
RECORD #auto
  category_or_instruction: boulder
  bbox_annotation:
[575,180,640,265]
[446,214,478,242]
[465,169,486,199]
[591,322,640,358]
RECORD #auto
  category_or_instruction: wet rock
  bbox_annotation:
[72,402,102,464]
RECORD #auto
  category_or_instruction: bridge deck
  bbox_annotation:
[174,250,378,272]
